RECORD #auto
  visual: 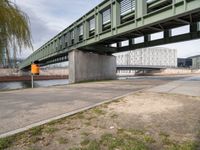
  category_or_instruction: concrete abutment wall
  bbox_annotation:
[69,49,116,83]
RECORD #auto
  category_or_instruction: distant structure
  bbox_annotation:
[189,55,200,69]
[177,55,200,69]
[177,58,192,68]
[115,47,177,67]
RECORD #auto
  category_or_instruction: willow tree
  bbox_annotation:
[0,0,32,67]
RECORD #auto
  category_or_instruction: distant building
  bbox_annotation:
[177,58,192,68]
[115,47,177,67]
[189,55,200,69]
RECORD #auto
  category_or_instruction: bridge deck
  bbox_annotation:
[117,65,167,70]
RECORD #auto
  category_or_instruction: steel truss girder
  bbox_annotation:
[19,0,200,69]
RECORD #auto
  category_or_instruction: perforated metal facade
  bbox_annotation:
[115,47,177,67]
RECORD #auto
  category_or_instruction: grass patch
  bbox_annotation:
[167,141,199,150]
[70,129,149,150]
[43,127,57,134]
[0,136,14,150]
[29,136,41,144]
[0,126,44,149]
[86,140,100,150]
[92,108,106,115]
[130,129,145,135]
[81,139,90,146]
[29,126,43,136]
[144,135,156,143]
[57,137,69,144]
[118,128,145,136]
[100,133,147,150]
[159,132,175,146]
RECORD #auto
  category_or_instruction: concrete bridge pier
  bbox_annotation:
[68,49,116,83]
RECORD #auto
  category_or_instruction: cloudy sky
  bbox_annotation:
[14,0,200,59]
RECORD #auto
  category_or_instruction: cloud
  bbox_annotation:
[14,0,102,58]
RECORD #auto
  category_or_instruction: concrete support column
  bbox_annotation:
[69,49,116,83]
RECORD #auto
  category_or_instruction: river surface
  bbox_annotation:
[0,79,69,91]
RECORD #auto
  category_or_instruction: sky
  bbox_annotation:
[14,0,200,59]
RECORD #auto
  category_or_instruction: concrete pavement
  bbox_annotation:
[0,75,196,137]
[148,74,200,96]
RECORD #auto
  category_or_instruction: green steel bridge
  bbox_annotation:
[20,0,200,70]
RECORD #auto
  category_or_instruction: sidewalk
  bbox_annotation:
[148,74,200,96]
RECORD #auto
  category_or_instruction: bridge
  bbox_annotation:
[117,65,166,70]
[19,0,200,83]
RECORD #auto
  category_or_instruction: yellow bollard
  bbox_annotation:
[31,63,40,88]
[31,63,40,75]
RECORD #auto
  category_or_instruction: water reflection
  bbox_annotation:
[0,79,69,91]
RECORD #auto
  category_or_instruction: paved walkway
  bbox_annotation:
[148,74,200,96]
[0,75,194,137]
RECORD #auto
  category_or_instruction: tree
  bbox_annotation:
[0,0,32,67]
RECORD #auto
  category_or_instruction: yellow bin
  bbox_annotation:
[31,63,40,75]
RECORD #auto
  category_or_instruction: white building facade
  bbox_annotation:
[190,55,200,69]
[115,47,177,67]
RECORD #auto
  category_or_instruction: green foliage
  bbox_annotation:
[167,141,199,150]
[86,140,100,150]
[0,136,14,150]
[92,108,106,115]
[43,127,57,134]
[99,133,147,150]
[143,135,156,143]
[29,126,43,136]
[0,0,32,66]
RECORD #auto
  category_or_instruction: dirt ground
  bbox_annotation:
[1,91,200,150]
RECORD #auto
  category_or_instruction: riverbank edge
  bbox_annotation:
[0,75,68,82]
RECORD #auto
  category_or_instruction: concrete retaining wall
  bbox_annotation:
[117,68,200,76]
[0,68,69,77]
[0,69,19,76]
[40,68,68,76]
[154,68,200,75]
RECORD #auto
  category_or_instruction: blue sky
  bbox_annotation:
[15,0,200,58]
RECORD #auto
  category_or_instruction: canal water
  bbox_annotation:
[0,79,69,91]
